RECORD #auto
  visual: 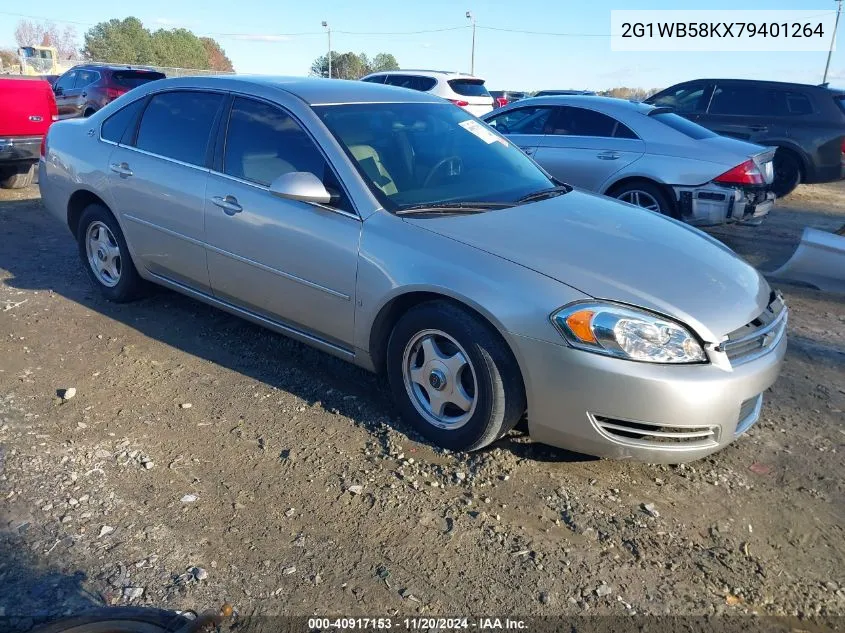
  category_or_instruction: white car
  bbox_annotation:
[361,69,494,117]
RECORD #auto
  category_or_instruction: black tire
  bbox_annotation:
[31,607,190,633]
[386,301,526,451]
[771,150,802,198]
[610,180,678,218]
[76,203,146,302]
[0,163,35,189]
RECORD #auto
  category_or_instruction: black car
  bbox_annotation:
[646,79,845,197]
[52,64,165,120]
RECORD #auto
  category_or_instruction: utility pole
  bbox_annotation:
[322,21,332,78]
[466,11,476,75]
[823,0,842,85]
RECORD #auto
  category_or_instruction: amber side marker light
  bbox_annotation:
[565,309,597,344]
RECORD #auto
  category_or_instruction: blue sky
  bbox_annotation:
[1,1,842,91]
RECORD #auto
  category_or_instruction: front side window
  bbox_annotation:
[135,91,223,166]
[485,106,557,135]
[101,98,146,143]
[315,102,553,211]
[648,82,710,113]
[362,75,386,84]
[54,71,76,92]
[224,97,328,186]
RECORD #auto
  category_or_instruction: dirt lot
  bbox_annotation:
[0,183,843,631]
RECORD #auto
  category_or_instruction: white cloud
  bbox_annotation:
[228,34,289,42]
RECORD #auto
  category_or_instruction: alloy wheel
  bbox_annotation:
[402,329,478,430]
[618,189,662,212]
[85,221,122,288]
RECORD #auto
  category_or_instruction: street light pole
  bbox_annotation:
[823,0,842,85]
[322,21,332,78]
[466,11,476,75]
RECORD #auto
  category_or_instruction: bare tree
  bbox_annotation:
[14,20,78,59]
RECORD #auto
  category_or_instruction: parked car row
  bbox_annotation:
[40,76,788,464]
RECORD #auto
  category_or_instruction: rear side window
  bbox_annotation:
[651,112,717,140]
[384,75,437,91]
[101,98,146,143]
[782,92,813,115]
[135,91,223,165]
[448,79,490,97]
[362,75,386,84]
[551,106,637,139]
[710,85,815,117]
[112,70,166,88]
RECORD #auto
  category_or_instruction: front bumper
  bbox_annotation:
[512,325,786,464]
[0,136,41,164]
[674,183,775,227]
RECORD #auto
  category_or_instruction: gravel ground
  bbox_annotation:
[0,183,843,631]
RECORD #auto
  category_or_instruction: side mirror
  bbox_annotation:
[54,86,63,95]
[269,172,331,205]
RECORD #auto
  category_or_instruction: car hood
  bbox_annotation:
[404,191,770,341]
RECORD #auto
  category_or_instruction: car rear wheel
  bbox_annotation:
[0,163,36,189]
[611,181,677,218]
[386,301,525,451]
[771,150,802,198]
[77,204,145,302]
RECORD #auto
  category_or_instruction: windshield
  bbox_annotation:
[314,102,553,211]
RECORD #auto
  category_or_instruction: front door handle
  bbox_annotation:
[109,162,133,177]
[597,151,620,160]
[212,195,243,216]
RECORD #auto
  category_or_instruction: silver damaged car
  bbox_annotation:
[483,95,776,226]
[39,76,787,463]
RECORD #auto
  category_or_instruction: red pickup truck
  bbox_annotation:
[0,76,58,188]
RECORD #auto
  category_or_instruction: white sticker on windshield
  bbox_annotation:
[459,119,508,146]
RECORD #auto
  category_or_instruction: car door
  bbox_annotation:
[484,105,557,157]
[106,89,225,293]
[645,80,714,123]
[204,96,361,347]
[532,106,645,191]
[53,71,77,118]
[70,69,99,116]
[699,82,789,144]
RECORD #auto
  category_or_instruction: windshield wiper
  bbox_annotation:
[516,184,572,204]
[396,201,514,216]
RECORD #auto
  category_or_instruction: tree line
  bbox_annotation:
[309,51,399,80]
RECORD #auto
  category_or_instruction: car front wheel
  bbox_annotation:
[76,204,145,302]
[387,301,525,451]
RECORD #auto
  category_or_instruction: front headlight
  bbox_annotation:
[551,303,707,364]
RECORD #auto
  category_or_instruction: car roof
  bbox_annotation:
[511,94,653,114]
[363,69,486,81]
[70,63,162,73]
[136,75,448,105]
[674,78,838,93]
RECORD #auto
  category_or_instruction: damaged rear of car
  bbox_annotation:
[482,96,776,226]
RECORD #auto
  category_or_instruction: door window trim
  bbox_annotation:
[213,91,361,220]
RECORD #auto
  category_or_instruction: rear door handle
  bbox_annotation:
[597,151,620,160]
[749,125,768,132]
[212,195,243,216]
[109,162,133,177]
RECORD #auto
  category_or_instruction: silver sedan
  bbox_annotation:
[483,95,776,226]
[39,76,786,463]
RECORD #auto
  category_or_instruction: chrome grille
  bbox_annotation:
[719,293,787,366]
[591,415,720,449]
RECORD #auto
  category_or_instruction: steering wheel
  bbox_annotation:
[423,156,462,188]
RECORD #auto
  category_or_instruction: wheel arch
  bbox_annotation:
[67,189,111,237]
[367,289,524,383]
[771,144,809,180]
